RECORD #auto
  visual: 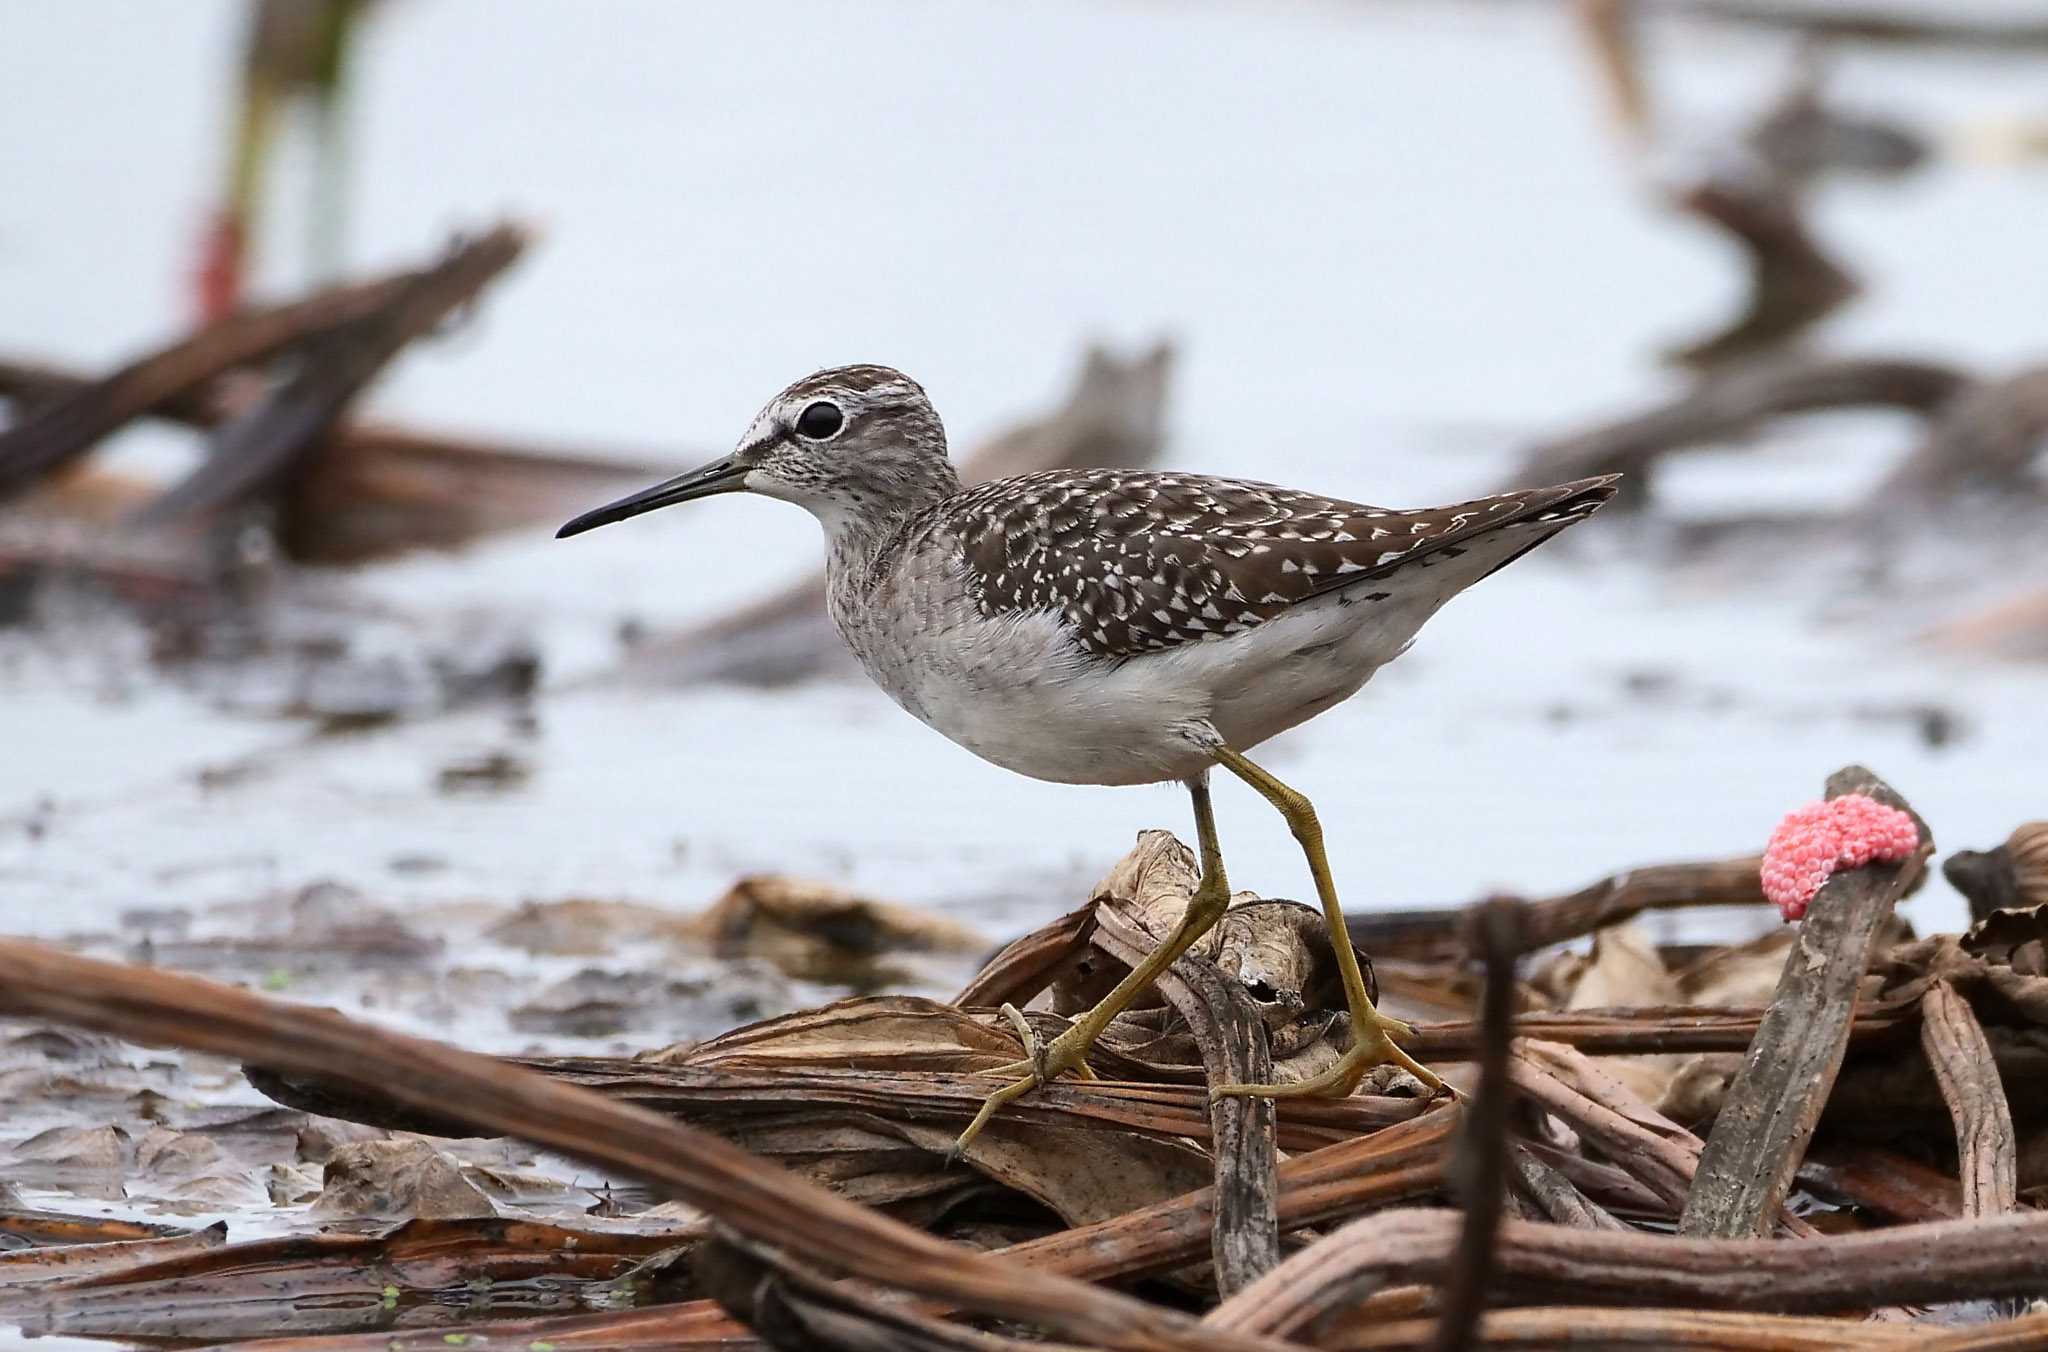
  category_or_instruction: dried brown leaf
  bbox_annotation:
[677,875,985,985]
[310,1139,496,1220]
[656,995,1023,1072]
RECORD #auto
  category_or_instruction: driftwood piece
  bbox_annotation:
[1920,979,2019,1218]
[1743,57,1929,190]
[1206,1207,2048,1335]
[999,1110,1452,1288]
[277,423,672,564]
[1679,765,1931,1239]
[0,939,1290,1352]
[1089,878,1279,1294]
[254,1058,1423,1155]
[1579,0,1931,171]
[217,1097,1447,1333]
[700,1234,1051,1352]
[162,1304,758,1352]
[1525,1036,1832,1236]
[9,1218,695,1345]
[1664,178,1857,371]
[1350,854,1771,962]
[1519,1138,1669,1221]
[1663,0,2048,51]
[1504,1145,1628,1232]
[245,996,1914,1167]
[1410,1001,1912,1059]
[615,340,1174,686]
[137,226,530,528]
[116,1032,1449,1349]
[0,359,677,565]
[0,274,410,502]
[203,1303,759,1352]
[1506,355,1966,504]
[0,356,238,426]
[0,1222,226,1289]
[1509,854,1768,953]
[1433,900,1525,1352]
[1509,1047,1696,1218]
[1872,365,2048,505]
[1338,1306,1925,1350]
[2,230,534,605]
[652,996,1916,1074]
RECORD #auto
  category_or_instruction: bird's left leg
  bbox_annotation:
[1207,745,1442,1100]
[954,773,1233,1153]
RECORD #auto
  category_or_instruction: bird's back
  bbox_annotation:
[911,467,1618,660]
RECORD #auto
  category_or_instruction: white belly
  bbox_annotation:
[853,587,1447,787]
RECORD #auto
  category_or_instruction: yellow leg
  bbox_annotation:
[955,775,1233,1153]
[1207,746,1442,1100]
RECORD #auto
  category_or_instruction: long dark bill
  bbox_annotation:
[555,457,746,538]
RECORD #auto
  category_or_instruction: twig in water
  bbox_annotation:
[0,938,1291,1352]
[135,226,529,528]
[0,273,412,501]
[1433,898,1526,1352]
[1504,1144,1629,1231]
[1091,888,1280,1295]
[1206,1207,2048,1334]
[1920,978,2018,1219]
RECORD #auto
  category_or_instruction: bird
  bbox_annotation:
[558,365,1618,1149]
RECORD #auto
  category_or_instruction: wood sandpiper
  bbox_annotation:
[559,365,1618,1148]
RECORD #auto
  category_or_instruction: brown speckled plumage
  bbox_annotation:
[942,468,1616,658]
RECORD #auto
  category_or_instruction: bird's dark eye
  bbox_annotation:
[794,401,844,440]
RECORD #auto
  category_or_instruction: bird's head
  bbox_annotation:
[556,365,957,541]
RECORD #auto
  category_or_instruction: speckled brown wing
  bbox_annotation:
[946,469,1618,659]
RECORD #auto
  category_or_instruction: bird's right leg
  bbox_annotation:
[954,773,1233,1152]
[1206,746,1441,1100]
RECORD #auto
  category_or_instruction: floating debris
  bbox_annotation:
[10,764,2048,1347]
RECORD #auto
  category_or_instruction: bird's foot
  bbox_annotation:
[950,1009,1101,1157]
[1211,1006,1442,1100]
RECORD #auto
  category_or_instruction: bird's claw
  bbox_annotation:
[951,1015,1100,1157]
[1211,1008,1441,1101]
[999,1001,1051,1088]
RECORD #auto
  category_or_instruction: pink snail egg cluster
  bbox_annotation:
[1761,795,1921,922]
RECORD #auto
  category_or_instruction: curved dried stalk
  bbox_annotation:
[1206,1208,2048,1336]
[0,940,1288,1352]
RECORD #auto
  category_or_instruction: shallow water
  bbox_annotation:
[5,1,2047,982]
